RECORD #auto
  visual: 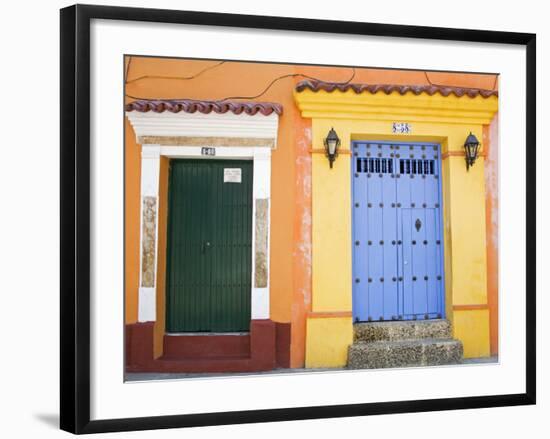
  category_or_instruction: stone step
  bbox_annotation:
[354,319,452,342]
[348,338,463,369]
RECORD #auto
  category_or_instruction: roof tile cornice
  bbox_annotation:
[294,80,498,125]
[125,99,283,116]
[295,80,498,98]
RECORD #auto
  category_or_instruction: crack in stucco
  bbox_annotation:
[295,126,312,305]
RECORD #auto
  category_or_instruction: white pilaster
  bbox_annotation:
[251,148,271,320]
[138,145,161,322]
[140,145,161,196]
[138,287,156,323]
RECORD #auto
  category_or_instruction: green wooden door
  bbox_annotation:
[166,159,253,332]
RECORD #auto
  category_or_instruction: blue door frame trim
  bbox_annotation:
[351,140,446,322]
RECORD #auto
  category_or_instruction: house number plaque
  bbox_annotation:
[201,147,216,156]
[392,122,412,134]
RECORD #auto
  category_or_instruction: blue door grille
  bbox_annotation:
[352,142,445,322]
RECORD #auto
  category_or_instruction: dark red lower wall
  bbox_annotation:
[125,322,155,369]
[125,319,291,373]
[275,322,291,368]
[163,333,250,358]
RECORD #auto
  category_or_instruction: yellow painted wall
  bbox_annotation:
[311,120,352,312]
[446,134,488,307]
[305,317,353,368]
[453,309,491,358]
[440,147,455,323]
[297,89,498,365]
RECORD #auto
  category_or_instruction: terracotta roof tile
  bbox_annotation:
[125,99,283,116]
[295,80,498,98]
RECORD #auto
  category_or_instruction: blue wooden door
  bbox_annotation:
[352,142,444,321]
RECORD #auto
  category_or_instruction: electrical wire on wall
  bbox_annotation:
[424,71,499,91]
[126,60,228,85]
[124,56,356,102]
[124,56,499,102]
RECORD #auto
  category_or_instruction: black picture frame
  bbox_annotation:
[60,4,536,434]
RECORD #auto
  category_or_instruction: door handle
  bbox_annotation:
[201,241,211,254]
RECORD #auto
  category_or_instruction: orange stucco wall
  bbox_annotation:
[124,56,499,365]
[125,58,303,328]
[124,116,140,324]
[154,157,170,358]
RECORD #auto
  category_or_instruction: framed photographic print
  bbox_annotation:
[60,4,536,434]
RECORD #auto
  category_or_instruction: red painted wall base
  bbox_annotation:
[125,319,291,373]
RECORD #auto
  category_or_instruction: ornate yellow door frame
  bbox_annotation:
[294,85,498,367]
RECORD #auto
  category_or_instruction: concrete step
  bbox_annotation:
[348,338,463,369]
[354,319,452,342]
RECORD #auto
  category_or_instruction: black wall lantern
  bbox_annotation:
[324,127,341,168]
[464,132,481,171]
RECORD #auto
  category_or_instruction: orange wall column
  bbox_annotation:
[485,116,499,356]
[154,156,170,358]
[290,109,312,368]
[124,119,140,324]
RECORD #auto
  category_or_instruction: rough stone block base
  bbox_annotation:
[354,319,452,342]
[348,320,463,369]
[348,338,463,369]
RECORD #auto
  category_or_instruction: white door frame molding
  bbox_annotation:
[127,110,279,323]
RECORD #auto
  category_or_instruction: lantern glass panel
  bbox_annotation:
[327,139,338,155]
[468,143,478,159]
